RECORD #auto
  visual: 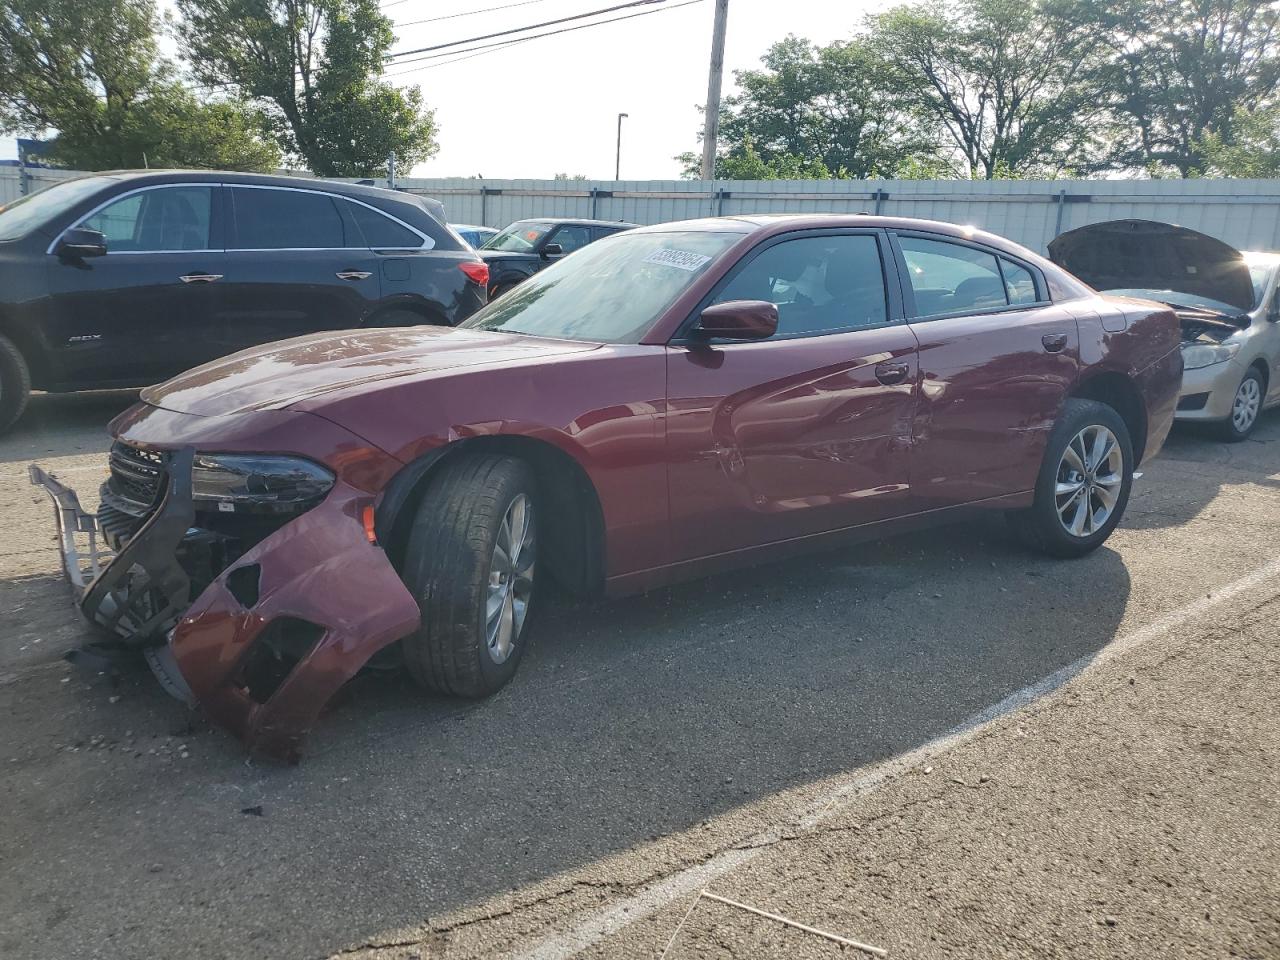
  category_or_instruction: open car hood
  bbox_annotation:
[141,326,598,418]
[1048,219,1254,313]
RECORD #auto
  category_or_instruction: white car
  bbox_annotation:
[1051,220,1280,441]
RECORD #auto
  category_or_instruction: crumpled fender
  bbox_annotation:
[169,482,421,762]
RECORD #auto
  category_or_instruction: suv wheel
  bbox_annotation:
[1216,368,1265,442]
[400,453,538,697]
[1009,398,1134,558]
[0,333,32,435]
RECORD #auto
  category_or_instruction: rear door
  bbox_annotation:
[665,229,920,559]
[216,185,384,355]
[45,183,224,384]
[890,231,1079,507]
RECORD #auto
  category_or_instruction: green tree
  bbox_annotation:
[0,0,278,170]
[869,0,1110,178]
[685,35,942,180]
[178,0,438,177]
[1061,0,1280,176]
[1196,104,1280,177]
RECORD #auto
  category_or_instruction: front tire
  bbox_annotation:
[400,454,538,697]
[1215,368,1265,442]
[1009,398,1133,558]
[0,333,32,435]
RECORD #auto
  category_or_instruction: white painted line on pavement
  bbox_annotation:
[510,554,1280,960]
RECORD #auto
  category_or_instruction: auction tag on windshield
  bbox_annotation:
[643,248,712,272]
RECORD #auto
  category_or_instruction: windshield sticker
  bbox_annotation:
[643,248,713,272]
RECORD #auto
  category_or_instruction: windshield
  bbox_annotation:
[0,176,117,242]
[481,221,553,253]
[1248,260,1277,308]
[462,230,742,343]
[1102,288,1249,317]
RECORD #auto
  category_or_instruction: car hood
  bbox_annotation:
[141,326,599,418]
[1048,219,1254,313]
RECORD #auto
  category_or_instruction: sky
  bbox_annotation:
[1,0,891,179]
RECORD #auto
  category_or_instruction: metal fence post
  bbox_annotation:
[1053,189,1067,237]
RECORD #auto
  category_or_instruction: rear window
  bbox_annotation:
[231,187,346,249]
[346,201,424,248]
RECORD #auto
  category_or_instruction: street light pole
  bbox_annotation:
[700,0,729,181]
[615,112,629,181]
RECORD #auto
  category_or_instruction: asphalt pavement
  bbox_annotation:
[1,389,1277,960]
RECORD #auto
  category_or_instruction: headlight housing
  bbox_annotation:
[192,454,335,514]
[1180,341,1240,370]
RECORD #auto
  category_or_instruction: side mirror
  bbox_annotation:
[55,227,107,259]
[541,242,564,259]
[694,300,779,341]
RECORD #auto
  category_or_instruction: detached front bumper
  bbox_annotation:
[30,453,421,762]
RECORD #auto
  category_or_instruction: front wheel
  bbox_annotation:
[1009,398,1134,558]
[0,332,32,435]
[1215,368,1265,442]
[400,454,539,697]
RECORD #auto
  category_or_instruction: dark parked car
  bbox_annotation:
[0,171,489,432]
[32,214,1182,759]
[479,217,636,298]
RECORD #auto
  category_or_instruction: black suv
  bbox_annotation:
[0,171,489,432]
[479,218,637,299]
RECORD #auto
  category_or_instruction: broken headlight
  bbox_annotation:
[1180,341,1240,370]
[192,455,335,515]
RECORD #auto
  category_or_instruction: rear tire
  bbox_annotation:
[1008,398,1133,558]
[400,454,539,697]
[489,283,518,300]
[1214,367,1265,442]
[0,333,31,435]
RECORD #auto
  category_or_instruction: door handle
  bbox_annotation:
[336,270,372,281]
[179,273,222,284]
[1041,332,1069,353]
[874,360,911,386]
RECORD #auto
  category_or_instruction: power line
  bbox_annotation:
[383,0,704,75]
[393,0,559,29]
[385,0,667,61]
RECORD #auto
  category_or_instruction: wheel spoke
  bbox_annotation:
[1089,429,1112,471]
[1056,479,1085,498]
[1061,444,1086,476]
[483,491,537,665]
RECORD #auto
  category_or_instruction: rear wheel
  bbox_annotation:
[1215,368,1265,442]
[400,454,539,697]
[0,333,32,435]
[489,282,518,301]
[1009,398,1133,558]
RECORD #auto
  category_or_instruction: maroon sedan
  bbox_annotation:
[31,215,1182,760]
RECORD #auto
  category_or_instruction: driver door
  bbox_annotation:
[665,229,920,560]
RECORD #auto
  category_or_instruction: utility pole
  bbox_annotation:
[615,112,629,181]
[388,151,397,190]
[700,0,729,181]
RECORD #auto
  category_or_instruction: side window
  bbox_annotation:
[1000,257,1039,305]
[546,224,592,254]
[899,236,1008,316]
[346,200,424,248]
[231,188,345,249]
[712,234,889,337]
[82,187,212,252]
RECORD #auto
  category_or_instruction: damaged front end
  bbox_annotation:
[31,436,421,762]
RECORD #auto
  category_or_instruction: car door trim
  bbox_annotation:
[47,183,224,256]
[225,183,435,252]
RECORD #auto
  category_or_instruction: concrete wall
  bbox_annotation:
[5,167,1279,255]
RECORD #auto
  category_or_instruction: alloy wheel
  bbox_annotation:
[1233,375,1262,434]
[1055,424,1124,538]
[485,493,535,664]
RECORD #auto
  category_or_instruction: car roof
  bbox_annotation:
[55,169,430,205]
[510,217,639,228]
